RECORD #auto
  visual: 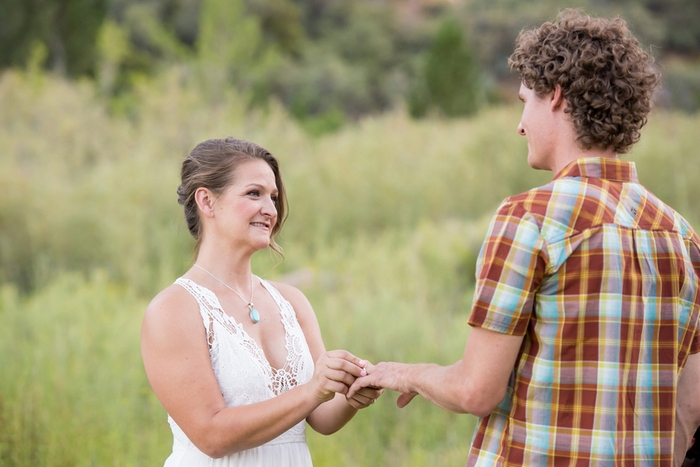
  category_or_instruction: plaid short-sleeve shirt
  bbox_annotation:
[467,157,700,466]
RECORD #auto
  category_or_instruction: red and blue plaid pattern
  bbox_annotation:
[467,157,700,466]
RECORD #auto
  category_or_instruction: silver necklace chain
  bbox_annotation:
[194,264,260,323]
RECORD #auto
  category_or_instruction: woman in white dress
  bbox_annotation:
[141,137,381,466]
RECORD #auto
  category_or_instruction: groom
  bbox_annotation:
[349,9,700,466]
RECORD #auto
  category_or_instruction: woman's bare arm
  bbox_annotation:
[272,281,382,435]
[141,284,366,458]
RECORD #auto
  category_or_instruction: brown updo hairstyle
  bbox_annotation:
[508,8,660,154]
[177,137,287,256]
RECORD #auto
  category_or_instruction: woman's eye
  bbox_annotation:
[247,190,260,197]
[271,195,278,203]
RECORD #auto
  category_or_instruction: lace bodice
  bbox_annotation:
[166,277,315,456]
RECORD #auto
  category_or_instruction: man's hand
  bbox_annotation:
[347,361,419,408]
[347,328,524,416]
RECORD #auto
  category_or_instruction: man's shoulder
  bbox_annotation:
[494,178,597,242]
[634,183,700,241]
[501,175,585,203]
[677,215,700,256]
[671,208,700,244]
[497,180,561,218]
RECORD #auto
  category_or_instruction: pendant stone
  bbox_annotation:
[249,306,261,323]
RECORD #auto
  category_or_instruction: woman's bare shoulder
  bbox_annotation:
[265,279,318,330]
[143,282,202,336]
[266,280,312,309]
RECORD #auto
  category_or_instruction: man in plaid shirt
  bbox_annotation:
[349,8,700,466]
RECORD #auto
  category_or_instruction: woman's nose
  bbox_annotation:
[517,122,525,136]
[262,196,277,216]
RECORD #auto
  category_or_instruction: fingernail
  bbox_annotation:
[359,359,366,367]
[360,369,367,377]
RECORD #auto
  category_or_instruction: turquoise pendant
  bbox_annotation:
[249,306,260,323]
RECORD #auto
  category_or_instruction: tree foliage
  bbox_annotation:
[0,0,108,76]
[1,0,699,128]
[410,18,481,118]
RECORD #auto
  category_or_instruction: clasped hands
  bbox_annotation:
[347,361,419,409]
[314,351,418,409]
[312,350,383,409]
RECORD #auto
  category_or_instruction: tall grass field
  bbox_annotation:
[1,67,699,466]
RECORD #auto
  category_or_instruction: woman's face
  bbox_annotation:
[209,159,278,253]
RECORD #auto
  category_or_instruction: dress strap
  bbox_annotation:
[258,278,301,322]
[258,278,284,307]
[174,277,237,340]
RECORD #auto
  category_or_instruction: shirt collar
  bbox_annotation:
[553,157,639,183]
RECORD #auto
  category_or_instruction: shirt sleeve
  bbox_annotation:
[688,233,700,354]
[468,200,548,336]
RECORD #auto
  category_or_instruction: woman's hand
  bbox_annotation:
[346,386,383,409]
[309,350,368,403]
[345,361,384,409]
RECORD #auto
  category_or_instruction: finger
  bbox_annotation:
[326,350,368,370]
[323,380,349,396]
[348,396,372,409]
[325,349,358,363]
[346,397,369,410]
[347,375,375,399]
[354,387,383,400]
[346,380,361,400]
[349,391,374,406]
[314,380,348,402]
[324,358,366,378]
[320,368,356,387]
[397,392,418,408]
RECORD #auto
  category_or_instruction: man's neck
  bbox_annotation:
[550,146,617,177]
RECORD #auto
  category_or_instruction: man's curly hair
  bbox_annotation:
[509,9,660,154]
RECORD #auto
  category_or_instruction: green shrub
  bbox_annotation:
[410,18,482,118]
[0,66,699,466]
[0,273,169,465]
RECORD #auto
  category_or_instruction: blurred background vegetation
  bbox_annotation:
[2,0,700,128]
[1,0,699,465]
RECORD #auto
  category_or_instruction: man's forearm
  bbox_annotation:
[674,415,697,467]
[675,353,700,466]
[349,327,523,417]
[401,362,472,413]
[354,360,505,417]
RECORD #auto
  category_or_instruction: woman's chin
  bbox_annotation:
[251,238,271,251]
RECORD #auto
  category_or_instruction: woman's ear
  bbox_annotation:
[195,187,216,218]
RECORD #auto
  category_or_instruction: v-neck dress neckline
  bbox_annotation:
[162,277,315,467]
[175,277,314,397]
[187,276,289,374]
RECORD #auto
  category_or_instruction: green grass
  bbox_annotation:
[0,274,170,465]
[0,67,699,465]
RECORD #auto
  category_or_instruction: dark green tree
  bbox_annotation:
[410,18,481,118]
[0,0,108,76]
[642,0,700,53]
[247,0,306,56]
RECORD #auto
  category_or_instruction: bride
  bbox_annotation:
[141,137,381,466]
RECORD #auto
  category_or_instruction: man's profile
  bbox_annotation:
[350,9,700,466]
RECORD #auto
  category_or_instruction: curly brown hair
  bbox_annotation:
[508,9,660,154]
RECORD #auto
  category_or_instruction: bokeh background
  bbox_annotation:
[1,0,699,465]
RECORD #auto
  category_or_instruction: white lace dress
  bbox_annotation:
[163,277,315,467]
